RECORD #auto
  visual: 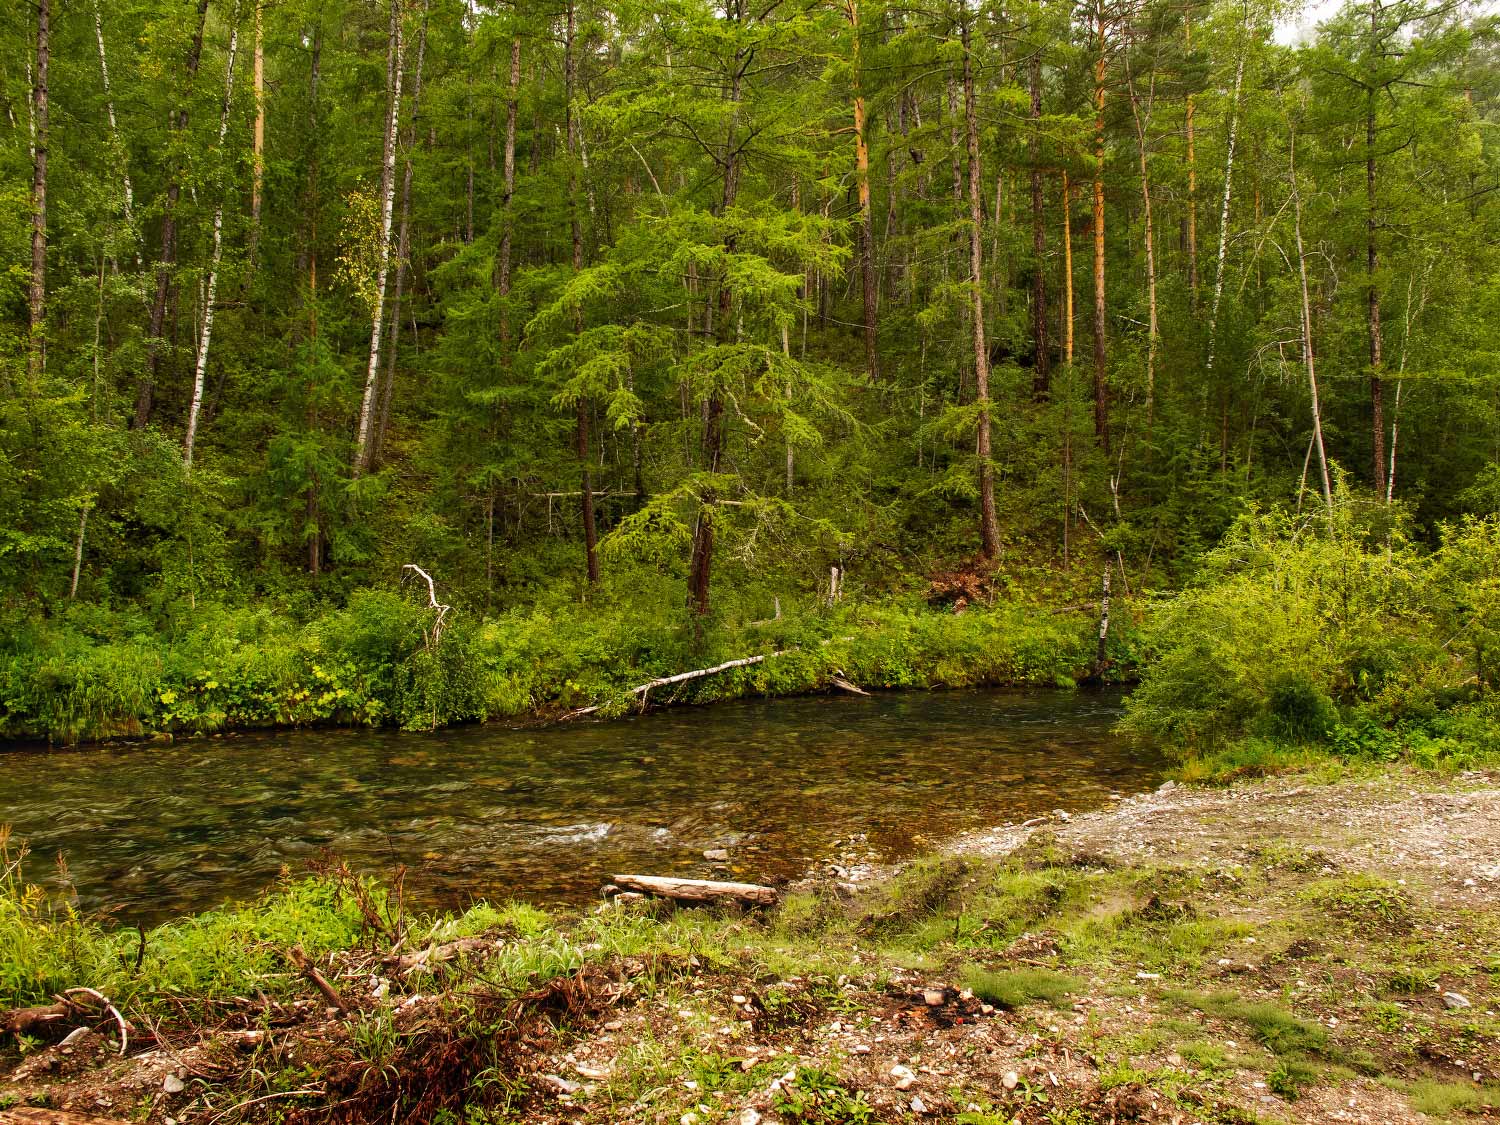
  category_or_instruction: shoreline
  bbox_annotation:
[3,766,1497,1123]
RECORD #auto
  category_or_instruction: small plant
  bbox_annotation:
[773,1066,875,1124]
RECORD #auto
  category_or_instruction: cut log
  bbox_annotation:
[1,1111,136,1125]
[608,874,778,907]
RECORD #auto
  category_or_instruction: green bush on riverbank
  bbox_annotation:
[1122,504,1500,775]
[0,588,1134,745]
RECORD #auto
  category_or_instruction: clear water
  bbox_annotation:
[0,688,1161,925]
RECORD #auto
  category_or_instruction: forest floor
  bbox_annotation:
[2,768,1499,1125]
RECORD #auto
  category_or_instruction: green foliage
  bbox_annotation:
[1123,504,1500,766]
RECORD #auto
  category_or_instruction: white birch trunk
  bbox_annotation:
[93,0,136,244]
[183,18,240,470]
[1206,31,1247,374]
[353,0,405,477]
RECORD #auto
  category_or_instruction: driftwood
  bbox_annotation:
[0,1000,74,1040]
[1,1110,136,1125]
[571,652,783,717]
[384,937,494,974]
[608,874,778,907]
[289,947,349,1013]
[1,989,127,1055]
[829,676,869,696]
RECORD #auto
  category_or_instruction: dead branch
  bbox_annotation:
[288,947,349,1013]
[62,988,128,1056]
[570,651,784,717]
[401,563,450,648]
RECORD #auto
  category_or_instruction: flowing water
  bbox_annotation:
[0,688,1161,925]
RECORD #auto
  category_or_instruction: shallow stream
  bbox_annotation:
[0,688,1161,924]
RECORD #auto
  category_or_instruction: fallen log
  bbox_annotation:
[571,652,785,717]
[608,875,778,907]
[829,676,869,696]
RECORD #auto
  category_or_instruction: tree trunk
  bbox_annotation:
[1029,53,1049,401]
[1184,12,1199,305]
[565,0,601,587]
[1128,73,1158,421]
[962,4,1000,560]
[498,35,520,344]
[846,0,879,381]
[373,0,430,466]
[93,0,136,258]
[1062,169,1074,366]
[137,0,212,429]
[1289,134,1333,521]
[1366,71,1386,494]
[27,0,48,379]
[1091,2,1109,452]
[1206,32,1245,374]
[607,874,778,907]
[184,17,242,470]
[352,0,405,477]
[688,0,746,619]
[246,1,265,276]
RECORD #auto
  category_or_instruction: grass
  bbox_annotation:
[961,966,1082,1009]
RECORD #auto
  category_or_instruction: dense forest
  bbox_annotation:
[2,0,1499,749]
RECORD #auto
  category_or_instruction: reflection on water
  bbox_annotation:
[0,688,1161,924]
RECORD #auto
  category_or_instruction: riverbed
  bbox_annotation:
[0,688,1162,924]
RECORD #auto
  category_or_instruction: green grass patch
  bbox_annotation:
[961,966,1082,1009]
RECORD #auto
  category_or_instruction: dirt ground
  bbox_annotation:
[4,768,1499,1125]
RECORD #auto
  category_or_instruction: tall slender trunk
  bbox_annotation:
[27,0,49,379]
[1184,12,1199,304]
[1290,134,1333,522]
[93,0,137,258]
[1091,2,1109,451]
[184,16,242,469]
[1030,52,1049,400]
[374,0,430,466]
[962,3,1000,560]
[1128,68,1158,420]
[352,0,405,476]
[689,0,745,619]
[246,1,265,277]
[137,0,212,429]
[305,22,323,576]
[565,0,600,587]
[498,35,520,344]
[1062,170,1074,366]
[1366,69,1386,493]
[846,0,879,381]
[1205,31,1246,374]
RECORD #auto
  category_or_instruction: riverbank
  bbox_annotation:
[0,593,1130,747]
[3,767,1497,1124]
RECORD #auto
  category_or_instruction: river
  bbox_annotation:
[0,687,1161,924]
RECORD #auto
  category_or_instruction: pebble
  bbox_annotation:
[1443,992,1473,1010]
[910,1094,928,1114]
[1002,1071,1019,1090]
[739,1110,761,1125]
[704,848,731,861]
[890,1063,916,1090]
[162,1073,186,1094]
[923,989,946,1007]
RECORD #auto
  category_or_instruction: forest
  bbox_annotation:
[2,0,1499,759]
